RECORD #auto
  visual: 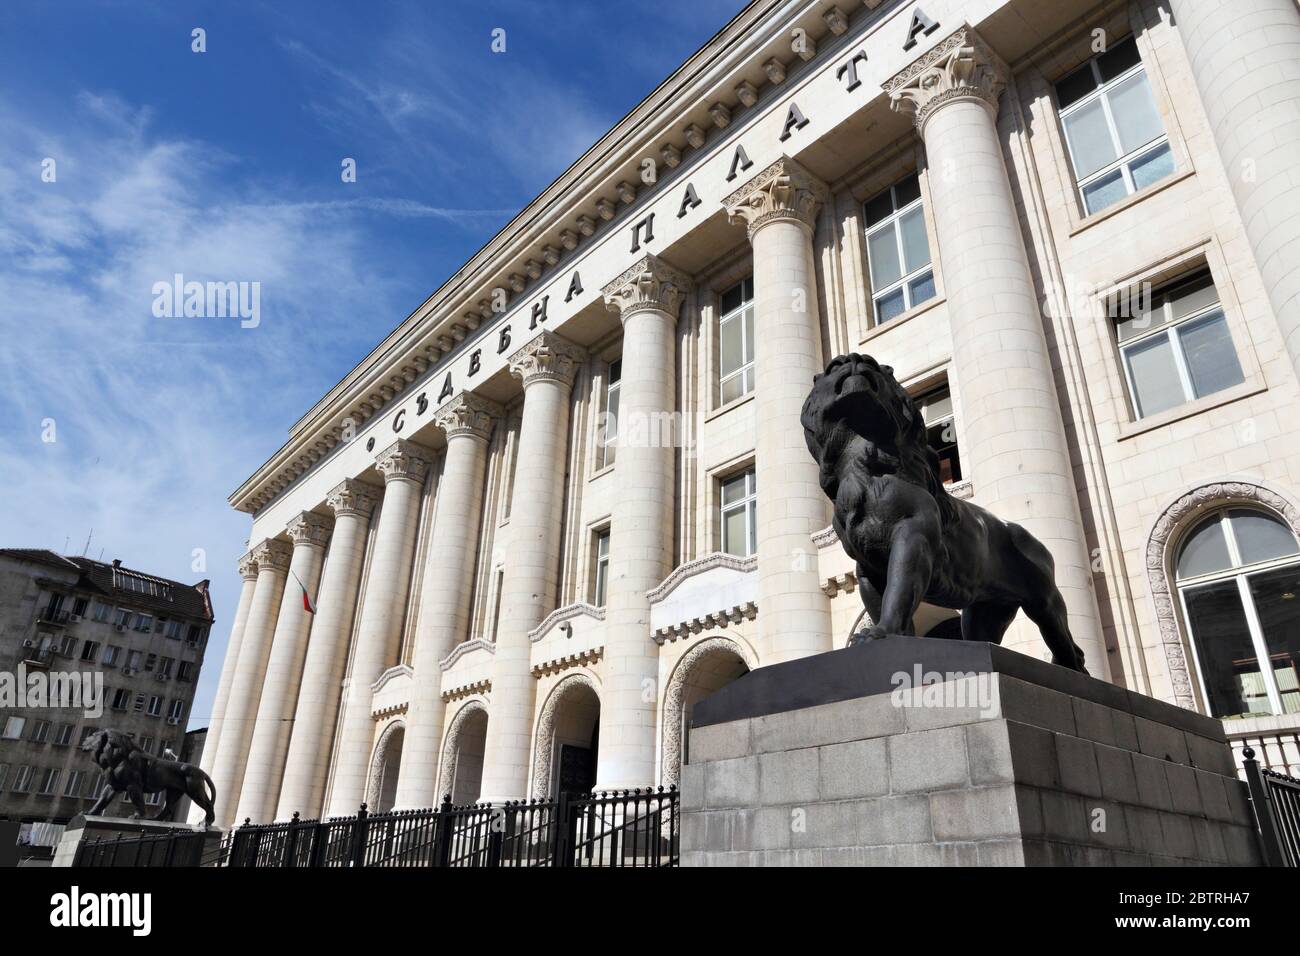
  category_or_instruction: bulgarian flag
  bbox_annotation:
[291,570,316,614]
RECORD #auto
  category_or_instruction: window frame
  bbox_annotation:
[862,176,935,325]
[720,468,758,558]
[717,277,756,406]
[1055,40,1172,215]
[592,528,611,608]
[1175,508,1300,718]
[597,358,622,470]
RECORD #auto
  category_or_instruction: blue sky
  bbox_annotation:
[0,0,742,731]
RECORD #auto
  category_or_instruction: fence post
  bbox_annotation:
[284,812,301,868]
[486,804,507,867]
[351,804,370,868]
[433,794,454,867]
[1242,747,1286,867]
[242,819,260,868]
[552,791,576,867]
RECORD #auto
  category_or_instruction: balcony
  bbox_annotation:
[37,608,70,627]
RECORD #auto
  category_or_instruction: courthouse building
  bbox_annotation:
[200,0,1300,829]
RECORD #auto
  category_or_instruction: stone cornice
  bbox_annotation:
[601,254,694,322]
[654,600,757,645]
[325,478,380,520]
[647,551,758,604]
[508,331,587,389]
[439,637,495,671]
[531,645,604,678]
[434,391,504,442]
[252,538,293,573]
[375,439,433,485]
[370,663,413,695]
[528,601,607,642]
[723,155,829,239]
[884,24,1007,135]
[237,551,259,581]
[441,677,491,703]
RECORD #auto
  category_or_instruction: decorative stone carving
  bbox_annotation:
[531,673,599,798]
[723,155,829,239]
[763,57,787,84]
[660,143,681,168]
[735,80,758,107]
[508,331,587,389]
[683,123,705,149]
[884,24,1007,134]
[528,601,606,642]
[252,537,293,573]
[559,229,578,251]
[823,7,848,35]
[601,254,693,323]
[375,439,432,485]
[708,102,731,128]
[237,551,259,581]
[286,510,334,548]
[660,636,758,788]
[576,215,596,237]
[616,181,637,204]
[1145,480,1300,711]
[439,637,495,671]
[325,478,380,519]
[595,198,616,221]
[434,391,503,442]
[364,719,405,809]
[437,699,487,802]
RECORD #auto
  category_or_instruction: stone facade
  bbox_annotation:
[203,0,1300,828]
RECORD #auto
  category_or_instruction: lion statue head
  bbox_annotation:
[801,353,958,525]
[81,728,140,768]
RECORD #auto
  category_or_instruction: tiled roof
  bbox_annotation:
[0,549,213,622]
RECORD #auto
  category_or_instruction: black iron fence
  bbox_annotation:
[77,787,678,869]
[1242,747,1299,867]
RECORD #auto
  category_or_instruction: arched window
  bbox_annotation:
[1176,508,1300,719]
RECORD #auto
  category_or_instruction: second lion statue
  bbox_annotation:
[801,353,1087,673]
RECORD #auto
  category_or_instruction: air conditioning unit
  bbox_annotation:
[114,624,126,633]
[68,613,82,623]
[155,673,168,681]
[22,638,35,648]
[122,666,138,676]
[166,717,180,726]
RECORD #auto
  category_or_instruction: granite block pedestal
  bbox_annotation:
[52,814,223,867]
[680,637,1261,866]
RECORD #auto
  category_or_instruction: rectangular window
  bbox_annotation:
[58,635,76,656]
[598,359,622,469]
[92,601,110,622]
[38,768,61,795]
[158,657,174,679]
[114,608,131,628]
[64,770,84,798]
[165,619,183,640]
[30,719,50,744]
[1117,270,1245,418]
[147,696,162,718]
[135,613,154,633]
[2,717,26,740]
[103,645,121,667]
[112,689,130,711]
[53,723,74,746]
[721,469,758,558]
[80,640,101,663]
[916,387,962,484]
[168,699,185,722]
[139,736,154,754]
[13,765,34,793]
[126,650,142,672]
[72,597,88,617]
[177,661,194,683]
[186,624,204,645]
[864,173,935,324]
[1056,36,1173,215]
[593,530,611,607]
[719,278,756,404]
[0,764,8,792]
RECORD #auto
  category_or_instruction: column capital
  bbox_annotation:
[286,510,334,548]
[723,156,829,240]
[251,538,293,573]
[435,391,504,442]
[508,331,587,390]
[375,439,432,485]
[884,24,1007,135]
[601,254,693,323]
[325,478,380,519]
[237,550,259,581]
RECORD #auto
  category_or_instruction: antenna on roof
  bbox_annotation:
[63,536,70,554]
[83,529,94,557]
[98,548,105,561]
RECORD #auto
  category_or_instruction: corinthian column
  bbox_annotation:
[208,537,291,829]
[884,25,1106,672]
[325,440,431,816]
[1169,0,1300,383]
[276,479,379,820]
[479,331,585,802]
[235,511,333,824]
[189,550,257,824]
[723,157,834,664]
[393,392,501,809]
[596,255,688,789]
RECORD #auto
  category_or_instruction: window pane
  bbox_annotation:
[1230,510,1300,565]
[1177,312,1244,400]
[1247,565,1300,714]
[1182,579,1270,719]
[720,282,744,315]
[723,508,748,556]
[1129,141,1174,192]
[908,271,936,308]
[1063,98,1119,179]
[721,373,744,405]
[898,206,931,273]
[1082,168,1128,214]
[875,288,907,324]
[1124,334,1185,417]
[863,190,893,228]
[1097,36,1141,81]
[1166,271,1218,320]
[867,223,902,289]
[1055,63,1098,110]
[721,474,748,507]
[894,173,921,208]
[1108,71,1163,154]
[743,308,754,364]
[719,314,744,377]
[1177,515,1233,579]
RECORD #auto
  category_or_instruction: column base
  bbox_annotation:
[681,637,1260,866]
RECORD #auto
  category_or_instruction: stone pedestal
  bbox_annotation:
[681,637,1261,866]
[52,815,224,867]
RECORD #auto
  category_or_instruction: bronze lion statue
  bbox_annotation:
[801,353,1087,672]
[82,729,216,826]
